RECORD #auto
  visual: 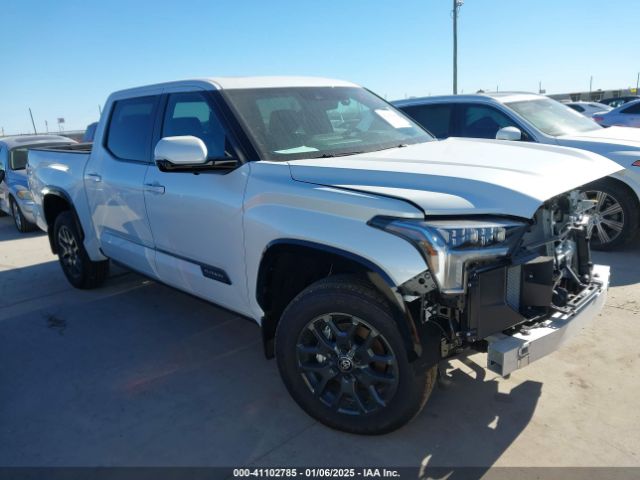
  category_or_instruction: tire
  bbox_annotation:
[10,197,37,233]
[53,211,110,289]
[582,178,639,251]
[275,275,437,435]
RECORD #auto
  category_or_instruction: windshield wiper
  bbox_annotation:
[372,144,409,153]
[313,151,365,158]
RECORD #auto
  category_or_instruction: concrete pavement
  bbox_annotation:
[0,215,638,469]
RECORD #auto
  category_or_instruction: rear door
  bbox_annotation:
[143,87,250,313]
[84,95,160,276]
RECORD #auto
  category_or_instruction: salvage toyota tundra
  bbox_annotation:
[27,77,621,434]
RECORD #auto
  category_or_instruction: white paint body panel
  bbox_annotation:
[143,162,252,316]
[288,139,622,219]
[27,78,617,325]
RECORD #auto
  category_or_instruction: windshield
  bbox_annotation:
[223,87,434,160]
[506,98,601,137]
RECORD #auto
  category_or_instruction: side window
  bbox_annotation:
[162,92,230,159]
[400,104,453,139]
[460,104,518,139]
[10,148,29,170]
[621,103,640,114]
[106,96,159,162]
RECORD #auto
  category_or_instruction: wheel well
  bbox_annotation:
[589,177,640,219]
[590,176,640,211]
[42,194,78,253]
[256,242,410,359]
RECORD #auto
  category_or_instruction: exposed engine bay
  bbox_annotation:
[403,190,600,360]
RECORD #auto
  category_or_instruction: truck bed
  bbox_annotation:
[27,143,93,233]
[31,142,93,154]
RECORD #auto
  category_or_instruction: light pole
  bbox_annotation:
[28,108,37,134]
[453,0,464,95]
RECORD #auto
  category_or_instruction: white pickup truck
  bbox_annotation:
[28,77,620,434]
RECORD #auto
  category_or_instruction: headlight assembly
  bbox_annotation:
[371,217,528,293]
[16,189,33,201]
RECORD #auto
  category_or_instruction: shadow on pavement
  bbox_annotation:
[0,217,46,242]
[0,262,543,470]
[419,358,542,477]
[592,236,640,287]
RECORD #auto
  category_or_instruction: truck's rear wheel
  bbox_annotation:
[53,211,109,289]
[275,275,436,435]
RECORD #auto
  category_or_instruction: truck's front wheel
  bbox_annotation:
[275,275,436,435]
[53,211,109,289]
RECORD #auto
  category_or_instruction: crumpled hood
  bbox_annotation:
[288,138,623,219]
[558,126,640,150]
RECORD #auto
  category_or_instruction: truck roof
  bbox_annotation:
[110,76,360,100]
[0,135,75,150]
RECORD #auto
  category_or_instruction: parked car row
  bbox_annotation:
[599,95,640,109]
[393,92,640,250]
[566,101,611,118]
[593,99,640,128]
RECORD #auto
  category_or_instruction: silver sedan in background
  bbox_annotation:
[594,99,640,128]
[566,101,611,119]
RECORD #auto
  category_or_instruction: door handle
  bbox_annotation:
[144,182,165,194]
[86,172,102,182]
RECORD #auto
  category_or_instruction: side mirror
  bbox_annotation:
[154,135,239,172]
[496,126,523,141]
[154,136,208,168]
[0,170,5,183]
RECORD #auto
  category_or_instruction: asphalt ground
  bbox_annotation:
[0,215,638,472]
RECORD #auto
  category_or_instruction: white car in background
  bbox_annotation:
[566,101,611,118]
[593,99,640,128]
[395,93,640,250]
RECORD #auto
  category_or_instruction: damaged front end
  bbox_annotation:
[372,190,610,376]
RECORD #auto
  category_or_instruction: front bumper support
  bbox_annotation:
[485,264,610,376]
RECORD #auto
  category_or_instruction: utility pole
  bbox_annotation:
[28,108,37,134]
[636,72,639,93]
[589,76,593,99]
[45,120,49,133]
[452,0,464,94]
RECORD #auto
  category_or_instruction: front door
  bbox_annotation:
[143,88,250,314]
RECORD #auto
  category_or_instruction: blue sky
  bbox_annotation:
[1,0,638,134]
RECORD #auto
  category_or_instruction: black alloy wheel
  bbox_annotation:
[296,312,399,416]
